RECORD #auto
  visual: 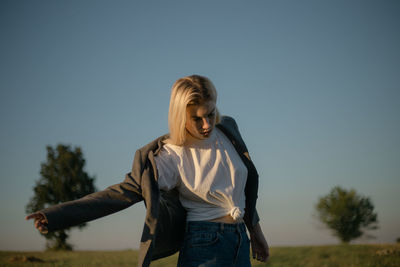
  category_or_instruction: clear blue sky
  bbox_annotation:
[1,0,399,251]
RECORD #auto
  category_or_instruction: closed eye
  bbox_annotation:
[193,117,202,122]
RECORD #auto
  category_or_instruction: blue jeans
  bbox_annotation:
[177,221,251,267]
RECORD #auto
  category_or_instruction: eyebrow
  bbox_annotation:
[191,108,216,119]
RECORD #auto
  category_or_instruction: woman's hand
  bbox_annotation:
[26,212,49,234]
[249,222,269,262]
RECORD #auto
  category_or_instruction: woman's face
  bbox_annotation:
[185,101,217,140]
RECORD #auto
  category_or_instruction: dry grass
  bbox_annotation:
[1,244,399,267]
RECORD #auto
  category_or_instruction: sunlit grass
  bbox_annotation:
[1,244,399,266]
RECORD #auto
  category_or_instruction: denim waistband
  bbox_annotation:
[186,221,246,233]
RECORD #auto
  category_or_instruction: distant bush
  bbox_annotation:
[315,186,378,243]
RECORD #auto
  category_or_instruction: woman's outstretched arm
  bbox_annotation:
[25,172,143,233]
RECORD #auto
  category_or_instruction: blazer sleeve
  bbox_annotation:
[41,152,144,232]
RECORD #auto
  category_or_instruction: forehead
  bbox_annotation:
[186,101,216,116]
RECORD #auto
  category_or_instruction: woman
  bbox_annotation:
[27,75,269,266]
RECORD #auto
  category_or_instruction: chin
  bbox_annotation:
[192,134,206,140]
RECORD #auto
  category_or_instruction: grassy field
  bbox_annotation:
[1,244,399,267]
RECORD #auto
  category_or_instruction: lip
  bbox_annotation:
[200,129,212,136]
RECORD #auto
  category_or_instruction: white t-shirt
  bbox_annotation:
[154,127,248,221]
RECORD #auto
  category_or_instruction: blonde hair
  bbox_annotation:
[168,75,220,145]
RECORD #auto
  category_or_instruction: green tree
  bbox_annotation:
[26,144,97,250]
[315,186,378,243]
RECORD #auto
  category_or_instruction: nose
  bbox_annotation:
[202,118,211,129]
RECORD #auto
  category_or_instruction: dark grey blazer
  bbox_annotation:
[40,116,260,267]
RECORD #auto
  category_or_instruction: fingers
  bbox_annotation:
[254,253,268,262]
[26,213,48,233]
[252,249,269,262]
[37,223,48,233]
[253,253,265,262]
[34,220,48,233]
[25,213,42,220]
